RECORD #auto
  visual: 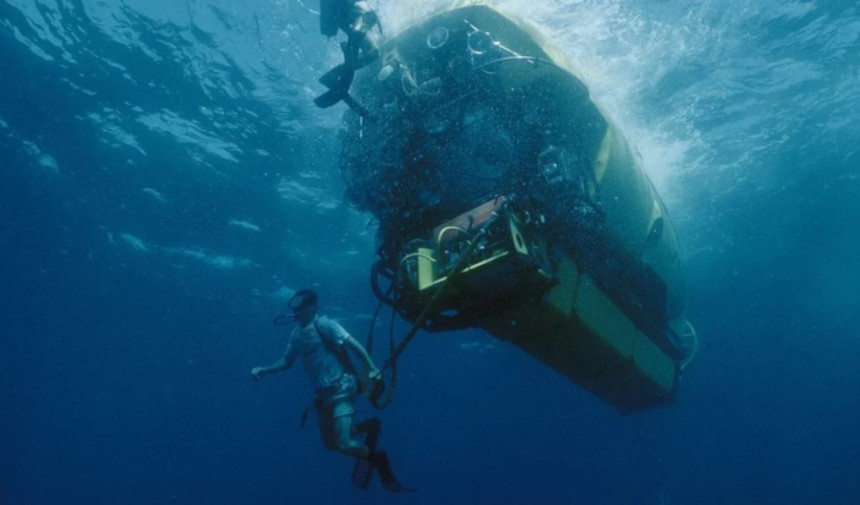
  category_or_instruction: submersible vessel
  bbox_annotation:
[335,5,696,413]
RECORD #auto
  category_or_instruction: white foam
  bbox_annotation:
[142,188,166,202]
[228,219,262,232]
[119,233,149,252]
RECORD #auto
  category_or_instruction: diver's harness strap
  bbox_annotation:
[368,206,503,409]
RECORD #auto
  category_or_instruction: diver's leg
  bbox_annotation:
[356,31,379,68]
[343,2,379,69]
[343,28,379,69]
[342,32,362,69]
[353,417,381,437]
[317,405,337,451]
[334,413,370,459]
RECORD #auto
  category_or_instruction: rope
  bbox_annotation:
[371,226,489,409]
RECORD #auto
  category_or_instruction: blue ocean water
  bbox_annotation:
[1,1,858,504]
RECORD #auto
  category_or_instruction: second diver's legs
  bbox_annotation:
[342,1,379,70]
[344,30,379,70]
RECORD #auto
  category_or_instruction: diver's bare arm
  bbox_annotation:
[252,356,292,379]
[345,336,380,375]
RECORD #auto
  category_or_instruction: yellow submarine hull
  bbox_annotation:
[340,5,695,413]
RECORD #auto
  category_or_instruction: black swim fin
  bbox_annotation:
[318,63,354,89]
[352,456,375,489]
[314,89,345,108]
[351,418,381,490]
[368,451,417,493]
[314,64,355,109]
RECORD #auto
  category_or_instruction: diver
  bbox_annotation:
[314,0,381,108]
[251,289,413,492]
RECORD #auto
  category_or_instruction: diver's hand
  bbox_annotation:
[251,367,265,381]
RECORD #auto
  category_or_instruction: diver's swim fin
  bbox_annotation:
[351,419,415,492]
[313,89,345,108]
[319,63,354,89]
[315,90,371,118]
[368,451,417,493]
[314,64,355,109]
[351,456,375,489]
[351,418,381,490]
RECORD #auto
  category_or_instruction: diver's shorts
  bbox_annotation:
[315,374,357,418]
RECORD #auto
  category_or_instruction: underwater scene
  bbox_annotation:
[1,1,858,504]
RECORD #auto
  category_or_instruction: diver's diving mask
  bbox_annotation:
[272,290,318,325]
